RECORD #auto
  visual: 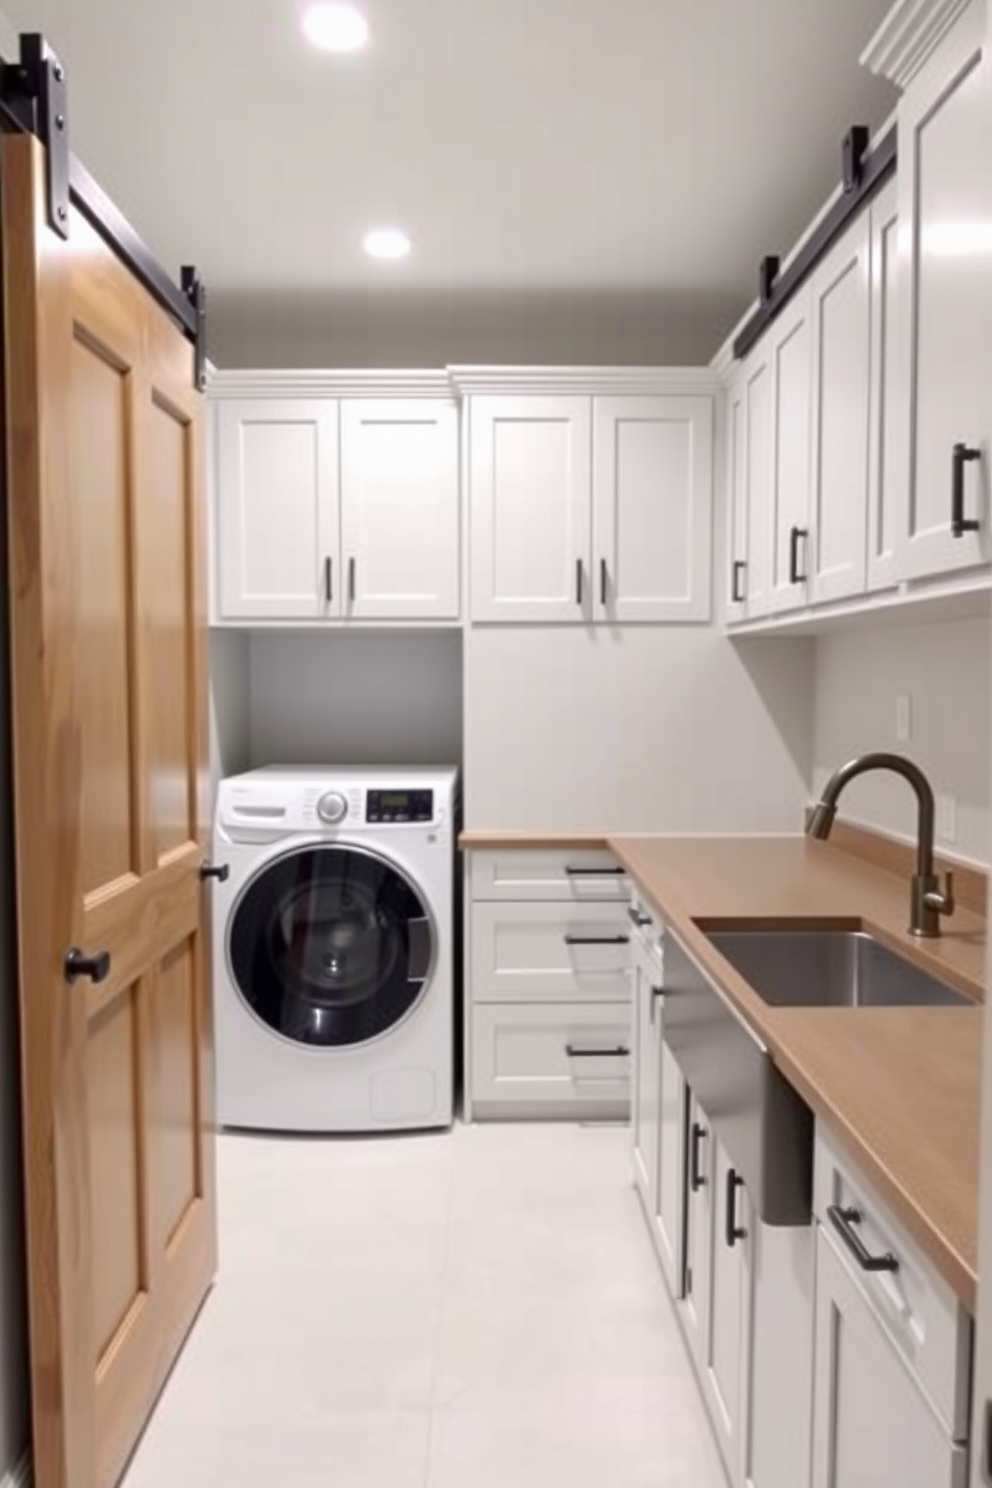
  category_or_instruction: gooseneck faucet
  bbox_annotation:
[806,752,955,938]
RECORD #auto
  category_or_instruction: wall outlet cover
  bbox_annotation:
[937,792,958,845]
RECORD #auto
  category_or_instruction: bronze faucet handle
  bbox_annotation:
[924,871,955,918]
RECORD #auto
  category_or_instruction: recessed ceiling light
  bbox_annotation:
[302,3,369,52]
[363,228,411,261]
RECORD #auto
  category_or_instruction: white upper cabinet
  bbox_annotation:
[743,345,775,619]
[216,399,340,621]
[340,400,459,620]
[470,396,593,623]
[808,212,872,604]
[880,0,992,578]
[867,176,902,591]
[593,396,713,622]
[768,285,815,613]
[725,373,749,620]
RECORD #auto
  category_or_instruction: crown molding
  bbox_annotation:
[206,369,454,400]
[447,366,721,397]
[861,0,974,87]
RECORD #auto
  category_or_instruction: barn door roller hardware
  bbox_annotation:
[733,122,895,362]
[0,32,207,387]
[1,34,69,239]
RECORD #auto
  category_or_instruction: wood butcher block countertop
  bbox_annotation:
[606,835,985,1311]
[461,830,986,1308]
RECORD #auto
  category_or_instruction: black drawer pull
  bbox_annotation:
[564,865,625,877]
[64,947,111,984]
[789,525,808,584]
[725,1167,746,1248]
[731,559,747,603]
[565,1044,630,1058]
[690,1123,707,1192]
[563,934,630,946]
[827,1205,898,1273]
[951,442,981,538]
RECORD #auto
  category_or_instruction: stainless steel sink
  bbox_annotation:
[705,928,971,1010]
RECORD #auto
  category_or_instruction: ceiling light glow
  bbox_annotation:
[302,3,369,52]
[363,228,412,260]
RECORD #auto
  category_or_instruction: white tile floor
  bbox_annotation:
[122,1122,726,1488]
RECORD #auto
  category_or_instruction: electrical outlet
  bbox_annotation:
[937,793,957,844]
[895,694,912,743]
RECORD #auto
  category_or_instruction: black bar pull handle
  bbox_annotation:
[690,1123,707,1192]
[951,443,981,538]
[827,1205,898,1273]
[324,555,333,603]
[731,560,747,603]
[788,526,808,585]
[348,556,357,602]
[565,1044,630,1058]
[725,1167,746,1248]
[628,906,652,927]
[564,865,625,877]
[64,947,111,985]
[576,558,584,607]
[199,861,230,883]
[600,558,608,607]
[563,934,630,946]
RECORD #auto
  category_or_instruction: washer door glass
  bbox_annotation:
[229,845,434,1047]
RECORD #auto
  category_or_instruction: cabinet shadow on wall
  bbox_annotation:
[727,634,816,796]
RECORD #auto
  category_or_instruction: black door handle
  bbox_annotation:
[788,526,808,584]
[64,947,111,984]
[199,862,230,883]
[563,934,630,946]
[690,1122,707,1191]
[576,558,584,606]
[725,1167,746,1247]
[951,443,981,538]
[827,1205,898,1273]
[600,558,608,607]
[348,556,357,602]
[324,555,333,603]
[731,560,747,603]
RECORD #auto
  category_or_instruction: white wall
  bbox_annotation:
[248,630,463,770]
[209,630,252,787]
[464,626,814,832]
[812,614,992,864]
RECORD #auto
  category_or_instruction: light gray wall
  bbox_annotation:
[464,626,815,832]
[812,614,992,864]
[248,629,463,770]
[207,289,739,371]
[209,630,252,788]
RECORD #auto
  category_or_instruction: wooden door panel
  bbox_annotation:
[88,987,145,1365]
[3,135,217,1488]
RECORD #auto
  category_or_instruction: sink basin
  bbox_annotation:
[705,929,970,1010]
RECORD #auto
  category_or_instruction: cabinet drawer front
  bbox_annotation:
[471,902,632,1002]
[813,1126,972,1439]
[470,850,628,901]
[471,1002,631,1114]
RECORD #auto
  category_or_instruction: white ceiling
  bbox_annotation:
[2,0,896,326]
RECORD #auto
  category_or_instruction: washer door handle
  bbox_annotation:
[407,916,432,983]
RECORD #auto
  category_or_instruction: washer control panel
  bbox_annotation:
[366,788,434,824]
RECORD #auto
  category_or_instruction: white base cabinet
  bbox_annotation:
[742,1220,815,1488]
[812,1229,968,1488]
[464,851,631,1121]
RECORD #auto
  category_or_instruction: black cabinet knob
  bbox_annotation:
[199,862,230,883]
[64,947,111,984]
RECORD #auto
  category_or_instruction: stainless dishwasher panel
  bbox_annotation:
[662,928,813,1226]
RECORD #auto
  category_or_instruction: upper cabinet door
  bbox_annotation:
[893,0,992,579]
[593,396,713,623]
[768,284,814,613]
[470,396,592,622]
[215,399,340,620]
[340,399,460,621]
[743,345,775,619]
[867,177,902,593]
[725,374,749,622]
[809,212,872,605]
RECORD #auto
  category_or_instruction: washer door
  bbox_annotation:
[229,845,435,1048]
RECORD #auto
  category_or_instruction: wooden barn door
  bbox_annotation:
[1,134,217,1488]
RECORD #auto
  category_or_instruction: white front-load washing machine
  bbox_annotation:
[212,765,458,1132]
